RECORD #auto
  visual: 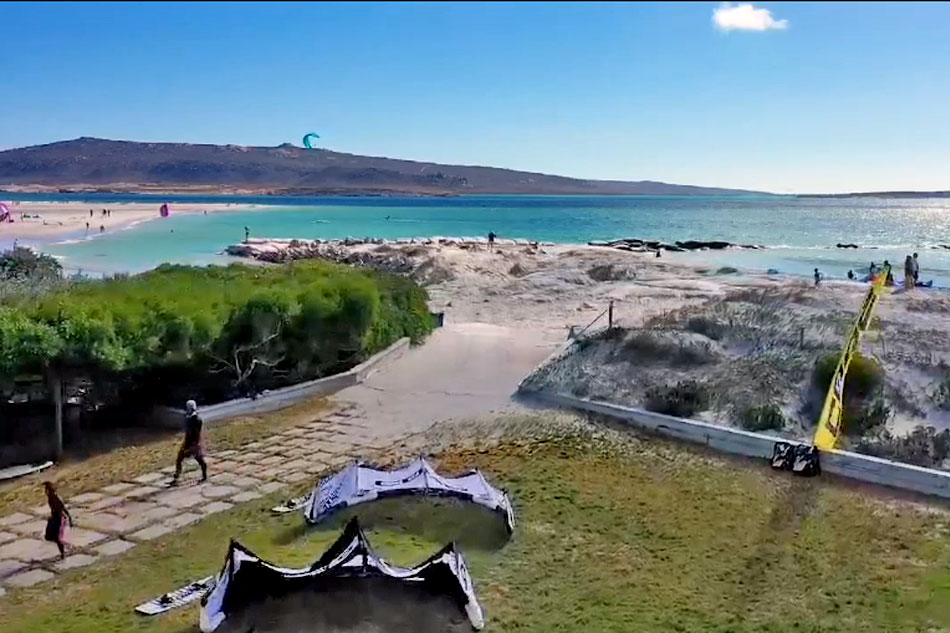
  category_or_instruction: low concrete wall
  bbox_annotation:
[525,388,950,502]
[158,338,410,425]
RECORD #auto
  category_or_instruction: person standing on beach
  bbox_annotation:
[244,226,250,243]
[904,255,915,289]
[488,231,496,251]
[814,268,821,286]
[172,400,207,485]
[912,252,920,285]
[847,270,855,280]
[43,482,72,559]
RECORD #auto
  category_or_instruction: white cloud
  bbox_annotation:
[712,3,788,31]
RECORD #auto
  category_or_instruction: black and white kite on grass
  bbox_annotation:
[199,517,484,631]
[302,457,515,533]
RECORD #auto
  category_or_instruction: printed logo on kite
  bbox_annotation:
[302,132,320,149]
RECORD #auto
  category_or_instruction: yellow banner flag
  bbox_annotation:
[813,268,888,450]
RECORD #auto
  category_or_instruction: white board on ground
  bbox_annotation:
[135,575,215,615]
[271,495,309,514]
[0,461,53,481]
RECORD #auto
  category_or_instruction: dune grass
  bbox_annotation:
[1,423,949,633]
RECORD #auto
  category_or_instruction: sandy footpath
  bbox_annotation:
[0,201,255,241]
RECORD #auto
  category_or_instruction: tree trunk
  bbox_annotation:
[51,372,63,460]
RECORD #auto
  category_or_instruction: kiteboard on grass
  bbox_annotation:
[134,575,215,616]
[270,495,309,514]
[0,460,53,482]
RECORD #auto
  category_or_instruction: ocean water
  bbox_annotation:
[5,193,950,285]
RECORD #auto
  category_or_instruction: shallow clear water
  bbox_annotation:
[5,193,950,284]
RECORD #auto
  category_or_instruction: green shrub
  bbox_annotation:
[813,352,884,403]
[0,261,434,405]
[624,332,716,366]
[685,317,726,341]
[813,352,887,437]
[848,396,891,437]
[0,247,62,283]
[932,374,950,410]
[644,380,709,418]
[738,403,785,432]
[854,425,950,467]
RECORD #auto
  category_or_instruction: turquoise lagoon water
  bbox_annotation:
[4,193,950,285]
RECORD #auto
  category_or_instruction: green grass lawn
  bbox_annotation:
[1,422,949,632]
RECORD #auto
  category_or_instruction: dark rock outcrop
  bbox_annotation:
[588,237,761,253]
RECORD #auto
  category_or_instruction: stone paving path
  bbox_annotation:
[0,323,558,596]
[0,409,368,593]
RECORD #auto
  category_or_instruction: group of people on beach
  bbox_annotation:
[838,253,925,288]
[40,399,207,560]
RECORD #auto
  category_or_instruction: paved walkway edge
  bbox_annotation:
[524,388,950,501]
[157,338,411,424]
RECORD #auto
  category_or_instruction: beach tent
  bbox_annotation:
[199,517,484,632]
[303,457,515,533]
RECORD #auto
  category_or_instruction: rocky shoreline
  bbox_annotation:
[225,236,557,282]
[587,237,762,252]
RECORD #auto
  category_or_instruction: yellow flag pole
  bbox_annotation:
[812,266,888,450]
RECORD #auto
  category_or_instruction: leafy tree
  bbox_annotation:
[212,293,294,392]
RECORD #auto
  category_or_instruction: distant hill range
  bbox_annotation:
[0,137,764,197]
[801,191,950,199]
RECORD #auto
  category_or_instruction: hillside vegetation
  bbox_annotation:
[0,137,762,196]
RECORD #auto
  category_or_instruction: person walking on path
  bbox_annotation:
[172,400,208,485]
[43,482,72,559]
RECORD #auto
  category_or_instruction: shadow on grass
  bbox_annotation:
[272,496,511,553]
[209,577,472,633]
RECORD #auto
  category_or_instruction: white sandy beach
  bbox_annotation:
[0,201,255,241]
[229,237,950,444]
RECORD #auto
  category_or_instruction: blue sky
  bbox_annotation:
[1,1,949,193]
